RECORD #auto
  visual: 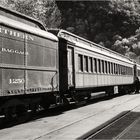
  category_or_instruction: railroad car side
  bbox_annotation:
[49,29,135,102]
[74,42,134,88]
[0,15,59,117]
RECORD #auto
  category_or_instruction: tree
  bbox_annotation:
[0,0,61,28]
[56,0,140,54]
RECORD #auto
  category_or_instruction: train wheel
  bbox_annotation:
[86,93,91,100]
[4,106,17,121]
[105,87,114,97]
[16,105,27,117]
[40,102,50,110]
[29,103,38,115]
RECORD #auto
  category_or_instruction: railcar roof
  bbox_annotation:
[0,15,58,42]
[0,6,46,30]
[137,63,140,68]
[48,29,134,64]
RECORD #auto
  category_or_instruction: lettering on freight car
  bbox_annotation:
[9,78,25,84]
[0,27,34,41]
[2,48,28,55]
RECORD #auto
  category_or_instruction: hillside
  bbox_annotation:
[56,0,140,61]
[1,0,140,62]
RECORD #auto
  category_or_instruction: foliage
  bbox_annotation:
[1,0,140,61]
[0,0,61,28]
[56,0,140,61]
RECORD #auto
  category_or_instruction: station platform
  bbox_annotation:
[1,94,140,140]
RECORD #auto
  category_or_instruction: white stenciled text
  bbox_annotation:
[9,78,25,84]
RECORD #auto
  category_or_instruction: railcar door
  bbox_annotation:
[134,64,137,80]
[67,46,75,88]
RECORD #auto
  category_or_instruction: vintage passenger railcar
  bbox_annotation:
[0,7,59,117]
[48,29,135,102]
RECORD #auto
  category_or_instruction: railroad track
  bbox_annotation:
[78,105,140,140]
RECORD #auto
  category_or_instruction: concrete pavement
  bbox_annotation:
[0,94,140,140]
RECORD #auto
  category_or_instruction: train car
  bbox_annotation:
[48,29,135,102]
[0,6,46,30]
[0,8,59,117]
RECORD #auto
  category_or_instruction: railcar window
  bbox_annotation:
[118,65,120,75]
[92,58,94,72]
[125,66,126,75]
[119,65,122,75]
[129,67,130,75]
[45,49,56,67]
[130,68,133,75]
[100,60,102,73]
[117,64,119,74]
[98,59,101,73]
[102,60,104,73]
[116,64,118,74]
[129,67,131,75]
[111,63,113,74]
[94,58,97,73]
[105,61,108,74]
[114,64,116,74]
[113,63,115,74]
[119,65,121,75]
[122,66,124,75]
[128,67,130,75]
[78,54,83,72]
[110,62,112,74]
[126,67,128,75]
[123,66,125,75]
[124,66,126,75]
[120,65,122,75]
[84,56,88,72]
[115,64,117,74]
[113,63,116,74]
[68,49,72,66]
[108,62,110,74]
[89,57,93,72]
[121,66,123,75]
